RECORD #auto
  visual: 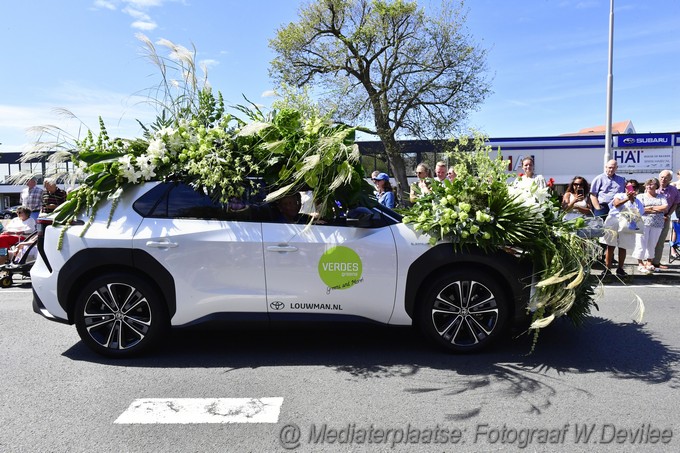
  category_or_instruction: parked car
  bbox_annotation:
[1,205,21,219]
[32,182,533,357]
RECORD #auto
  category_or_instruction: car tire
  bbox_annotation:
[417,270,509,353]
[74,273,169,358]
[1,275,12,288]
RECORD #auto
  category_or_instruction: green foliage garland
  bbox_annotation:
[402,135,601,346]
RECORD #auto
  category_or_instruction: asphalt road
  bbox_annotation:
[1,282,678,452]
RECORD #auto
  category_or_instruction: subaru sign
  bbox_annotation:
[617,133,672,147]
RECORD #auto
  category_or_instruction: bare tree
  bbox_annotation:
[270,0,490,203]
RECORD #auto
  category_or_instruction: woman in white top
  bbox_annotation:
[0,206,36,261]
[514,157,546,188]
[633,178,667,274]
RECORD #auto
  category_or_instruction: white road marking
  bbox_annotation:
[114,398,283,424]
[604,284,677,289]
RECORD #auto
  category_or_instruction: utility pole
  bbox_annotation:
[604,0,614,165]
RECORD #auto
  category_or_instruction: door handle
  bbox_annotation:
[146,240,179,248]
[266,245,298,253]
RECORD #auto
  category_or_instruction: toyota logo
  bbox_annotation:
[623,138,635,144]
[270,301,285,310]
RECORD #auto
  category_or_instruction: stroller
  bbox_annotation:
[0,232,38,288]
[670,221,680,264]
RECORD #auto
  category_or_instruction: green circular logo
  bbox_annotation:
[318,246,363,290]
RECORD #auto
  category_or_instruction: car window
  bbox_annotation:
[133,182,263,221]
[345,205,401,228]
[133,183,402,226]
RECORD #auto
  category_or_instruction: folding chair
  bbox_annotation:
[669,221,680,264]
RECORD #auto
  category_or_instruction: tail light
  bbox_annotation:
[36,217,53,236]
[36,218,54,272]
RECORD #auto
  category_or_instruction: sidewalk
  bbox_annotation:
[595,239,680,284]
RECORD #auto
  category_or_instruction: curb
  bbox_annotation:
[596,264,680,285]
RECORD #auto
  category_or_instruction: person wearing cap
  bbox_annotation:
[370,170,381,197]
[372,173,395,209]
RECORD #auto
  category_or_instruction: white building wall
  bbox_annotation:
[491,133,680,187]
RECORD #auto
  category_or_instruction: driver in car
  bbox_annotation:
[274,193,312,224]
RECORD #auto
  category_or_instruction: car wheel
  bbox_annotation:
[417,270,509,353]
[3,213,13,219]
[74,273,169,357]
[1,275,12,288]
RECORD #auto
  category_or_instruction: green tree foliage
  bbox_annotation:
[270,0,490,204]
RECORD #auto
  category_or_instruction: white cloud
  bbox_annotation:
[93,0,117,11]
[124,0,165,8]
[132,20,158,30]
[261,90,277,98]
[94,0,174,33]
[122,6,151,20]
[200,59,219,69]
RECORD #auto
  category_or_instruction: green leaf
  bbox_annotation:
[78,151,124,164]
[92,174,118,193]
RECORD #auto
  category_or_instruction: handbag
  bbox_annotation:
[617,206,643,234]
[576,216,604,238]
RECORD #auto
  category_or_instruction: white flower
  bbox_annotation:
[121,166,143,184]
[118,154,133,167]
[508,185,544,218]
[146,138,167,161]
[166,133,184,156]
[118,155,143,183]
[136,154,157,180]
[155,127,175,137]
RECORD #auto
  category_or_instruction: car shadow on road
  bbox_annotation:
[63,315,679,390]
[62,316,679,419]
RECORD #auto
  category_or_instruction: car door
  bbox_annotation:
[262,210,398,323]
[131,183,266,326]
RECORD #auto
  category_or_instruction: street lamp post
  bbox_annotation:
[604,0,614,165]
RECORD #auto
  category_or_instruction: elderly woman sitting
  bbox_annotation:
[0,206,36,252]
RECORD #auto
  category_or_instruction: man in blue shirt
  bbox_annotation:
[591,159,626,218]
[591,159,625,272]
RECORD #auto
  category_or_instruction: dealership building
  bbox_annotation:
[359,121,680,191]
[2,121,680,211]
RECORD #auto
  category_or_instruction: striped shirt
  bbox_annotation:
[21,186,44,211]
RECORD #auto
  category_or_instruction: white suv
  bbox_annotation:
[32,182,532,357]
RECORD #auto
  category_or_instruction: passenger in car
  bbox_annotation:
[372,173,395,209]
[273,193,312,224]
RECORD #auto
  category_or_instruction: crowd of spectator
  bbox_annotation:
[569,160,680,277]
[1,178,68,265]
[374,159,680,276]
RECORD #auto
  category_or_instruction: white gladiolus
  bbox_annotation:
[146,138,166,161]
[118,155,143,183]
[136,154,157,180]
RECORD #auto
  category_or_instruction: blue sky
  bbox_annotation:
[1,0,679,154]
